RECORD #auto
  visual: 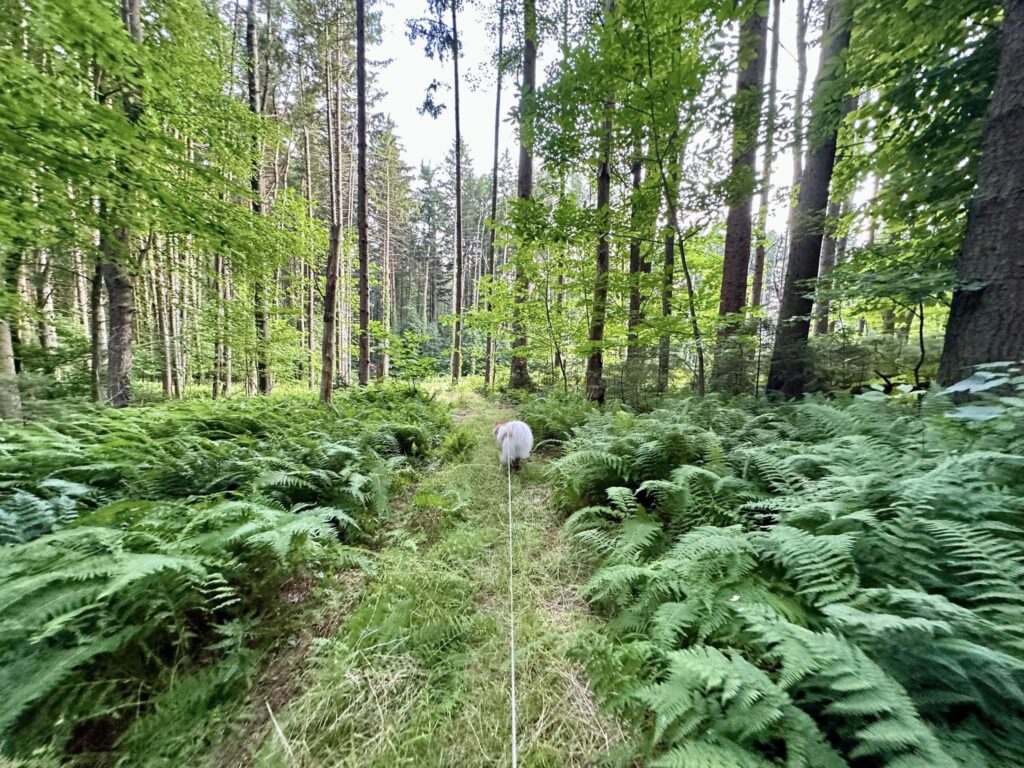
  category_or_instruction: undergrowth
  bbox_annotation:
[0,386,450,760]
[555,383,1024,767]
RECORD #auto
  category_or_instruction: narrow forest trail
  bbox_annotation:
[244,392,625,768]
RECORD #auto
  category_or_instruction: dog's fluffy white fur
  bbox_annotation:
[494,420,533,467]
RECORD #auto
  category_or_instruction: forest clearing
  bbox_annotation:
[2,0,1024,765]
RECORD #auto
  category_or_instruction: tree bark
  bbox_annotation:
[89,261,105,402]
[813,200,841,335]
[508,0,537,390]
[0,321,20,420]
[484,0,506,388]
[320,224,341,402]
[101,253,135,408]
[939,0,1024,382]
[153,249,174,397]
[626,159,647,361]
[98,0,142,408]
[585,0,615,404]
[786,0,811,244]
[382,147,392,379]
[247,0,271,395]
[752,0,782,308]
[34,251,57,352]
[767,0,852,397]
[450,1,465,383]
[356,0,370,386]
[213,253,223,398]
[717,4,768,331]
[658,230,674,394]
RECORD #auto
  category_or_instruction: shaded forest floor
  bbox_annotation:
[202,392,626,768]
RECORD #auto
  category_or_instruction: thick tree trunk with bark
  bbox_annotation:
[786,0,811,244]
[320,224,341,402]
[382,155,392,379]
[90,262,105,402]
[717,6,768,330]
[626,159,647,361]
[101,253,135,408]
[939,0,1024,382]
[658,229,674,393]
[450,1,465,383]
[752,0,781,308]
[508,0,537,391]
[3,252,23,379]
[0,321,20,420]
[484,0,506,388]
[97,0,142,408]
[246,0,270,395]
[585,0,615,403]
[356,0,370,386]
[814,200,841,335]
[153,250,174,397]
[767,0,851,397]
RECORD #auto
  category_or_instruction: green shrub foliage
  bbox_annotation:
[557,392,1024,767]
[0,387,449,755]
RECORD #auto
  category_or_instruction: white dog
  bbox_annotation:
[494,420,534,469]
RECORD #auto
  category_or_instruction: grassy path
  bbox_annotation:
[250,392,622,767]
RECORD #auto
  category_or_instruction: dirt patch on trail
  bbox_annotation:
[210,568,367,768]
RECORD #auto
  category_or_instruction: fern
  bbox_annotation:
[0,387,450,755]
[559,391,1024,767]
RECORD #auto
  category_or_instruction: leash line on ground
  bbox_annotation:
[507,460,518,768]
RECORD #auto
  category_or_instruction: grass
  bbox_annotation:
[242,391,627,768]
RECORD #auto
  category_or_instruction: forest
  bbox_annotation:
[1,0,1023,765]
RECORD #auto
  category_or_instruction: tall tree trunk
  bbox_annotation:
[767,0,852,397]
[787,0,811,242]
[626,158,646,361]
[508,0,537,390]
[658,229,674,394]
[751,0,782,308]
[213,253,223,398]
[716,4,768,331]
[814,199,841,335]
[224,258,233,396]
[0,321,20,420]
[382,149,392,379]
[101,253,134,408]
[167,240,185,398]
[483,0,506,388]
[450,1,465,383]
[939,0,1024,382]
[98,0,142,408]
[301,126,316,388]
[423,241,431,324]
[247,0,270,395]
[356,0,370,385]
[320,224,341,401]
[34,251,56,352]
[90,261,105,402]
[586,2,615,404]
[153,249,174,397]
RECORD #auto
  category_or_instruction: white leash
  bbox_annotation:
[506,460,519,767]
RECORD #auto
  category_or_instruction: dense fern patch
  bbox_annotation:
[557,390,1024,767]
[0,387,449,758]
